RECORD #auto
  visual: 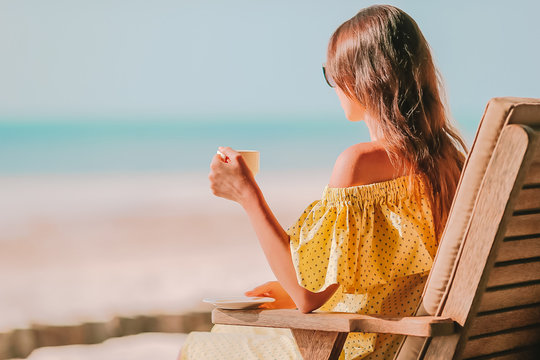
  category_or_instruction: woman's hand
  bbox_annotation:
[209,146,258,206]
[245,281,297,309]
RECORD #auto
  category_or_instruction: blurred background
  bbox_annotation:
[0,0,539,359]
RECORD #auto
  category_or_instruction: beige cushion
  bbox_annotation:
[395,97,540,360]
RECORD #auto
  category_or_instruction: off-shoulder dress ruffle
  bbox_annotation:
[287,173,437,295]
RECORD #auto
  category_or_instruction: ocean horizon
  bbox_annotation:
[0,115,477,176]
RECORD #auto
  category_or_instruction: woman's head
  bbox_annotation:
[326,5,468,240]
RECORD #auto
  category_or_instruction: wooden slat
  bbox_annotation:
[513,187,540,212]
[522,140,540,186]
[6,329,36,359]
[291,329,347,360]
[423,333,460,360]
[496,237,540,262]
[463,345,540,360]
[441,125,532,327]
[523,161,540,185]
[479,283,540,312]
[487,261,540,287]
[211,309,456,337]
[468,304,540,336]
[504,213,540,237]
[462,326,540,358]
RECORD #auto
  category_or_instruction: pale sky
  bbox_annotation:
[0,0,538,122]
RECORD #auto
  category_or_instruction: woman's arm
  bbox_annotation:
[240,180,339,313]
[209,147,339,313]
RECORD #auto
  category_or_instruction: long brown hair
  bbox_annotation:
[326,5,468,240]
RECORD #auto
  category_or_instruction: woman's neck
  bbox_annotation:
[363,113,385,142]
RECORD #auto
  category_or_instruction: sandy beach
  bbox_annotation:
[0,170,329,340]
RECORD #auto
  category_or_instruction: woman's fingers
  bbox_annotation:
[245,289,271,297]
[208,146,258,205]
[209,154,226,172]
[218,147,250,173]
[245,281,275,296]
[217,146,241,163]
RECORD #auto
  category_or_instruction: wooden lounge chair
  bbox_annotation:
[212,97,540,360]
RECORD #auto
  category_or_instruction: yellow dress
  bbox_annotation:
[180,174,437,360]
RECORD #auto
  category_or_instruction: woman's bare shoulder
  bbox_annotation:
[328,142,403,188]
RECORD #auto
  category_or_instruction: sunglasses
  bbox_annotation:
[322,63,336,88]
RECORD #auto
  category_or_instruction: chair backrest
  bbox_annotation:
[396,97,540,360]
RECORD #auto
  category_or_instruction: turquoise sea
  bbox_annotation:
[0,116,477,175]
[0,116,366,175]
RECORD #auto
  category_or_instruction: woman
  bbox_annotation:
[179,4,467,360]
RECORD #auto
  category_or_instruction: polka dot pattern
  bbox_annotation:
[179,174,438,360]
[288,174,436,296]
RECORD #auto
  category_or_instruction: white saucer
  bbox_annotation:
[203,296,275,310]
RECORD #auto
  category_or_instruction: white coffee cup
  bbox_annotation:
[217,149,260,176]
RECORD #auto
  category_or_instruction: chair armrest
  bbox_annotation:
[212,308,456,337]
